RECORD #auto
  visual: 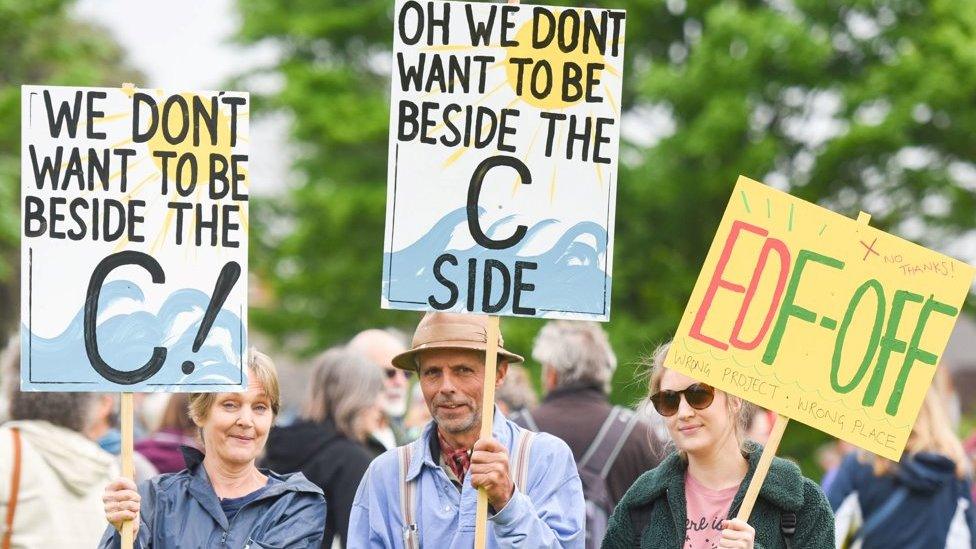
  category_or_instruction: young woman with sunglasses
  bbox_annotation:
[603,342,834,549]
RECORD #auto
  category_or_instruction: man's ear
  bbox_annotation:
[495,360,509,388]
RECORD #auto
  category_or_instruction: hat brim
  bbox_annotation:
[392,341,524,371]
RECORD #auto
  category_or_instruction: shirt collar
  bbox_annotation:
[407,405,512,482]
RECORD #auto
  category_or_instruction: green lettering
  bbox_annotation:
[762,249,844,365]
[863,290,921,407]
[831,279,885,393]
[885,296,958,415]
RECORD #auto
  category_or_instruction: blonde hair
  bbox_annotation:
[188,347,281,426]
[868,381,970,478]
[645,341,749,459]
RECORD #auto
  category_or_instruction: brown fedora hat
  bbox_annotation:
[392,312,524,371]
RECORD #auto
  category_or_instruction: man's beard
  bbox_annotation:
[384,392,408,417]
[431,396,480,434]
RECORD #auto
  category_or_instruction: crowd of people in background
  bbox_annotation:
[0,315,973,548]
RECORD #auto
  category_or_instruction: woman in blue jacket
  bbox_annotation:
[827,385,976,549]
[99,349,326,548]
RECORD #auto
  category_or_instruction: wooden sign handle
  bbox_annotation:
[117,81,137,549]
[474,315,501,549]
[735,413,788,521]
[736,210,871,522]
[120,392,135,548]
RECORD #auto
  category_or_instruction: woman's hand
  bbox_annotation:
[718,518,755,548]
[103,478,141,535]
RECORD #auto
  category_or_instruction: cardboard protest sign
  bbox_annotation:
[381,0,626,321]
[21,85,249,392]
[666,176,975,460]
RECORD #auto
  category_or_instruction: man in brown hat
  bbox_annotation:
[349,312,585,548]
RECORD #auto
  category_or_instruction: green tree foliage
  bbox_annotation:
[237,0,975,473]
[0,0,141,331]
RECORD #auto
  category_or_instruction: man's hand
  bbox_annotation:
[470,437,515,511]
[103,478,141,535]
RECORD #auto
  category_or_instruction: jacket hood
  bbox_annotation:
[264,419,341,472]
[894,452,959,494]
[8,420,115,496]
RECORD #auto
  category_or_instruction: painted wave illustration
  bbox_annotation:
[22,279,246,391]
[383,207,611,317]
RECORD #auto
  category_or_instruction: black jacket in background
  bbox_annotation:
[263,418,374,548]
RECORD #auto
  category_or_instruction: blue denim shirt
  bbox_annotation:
[349,408,585,548]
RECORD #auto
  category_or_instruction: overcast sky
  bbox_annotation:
[74,0,291,196]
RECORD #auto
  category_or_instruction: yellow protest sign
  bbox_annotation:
[665,176,975,460]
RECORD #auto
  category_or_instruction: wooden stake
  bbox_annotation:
[735,210,871,522]
[118,81,137,549]
[735,413,788,521]
[120,392,135,548]
[474,315,501,549]
[119,82,136,549]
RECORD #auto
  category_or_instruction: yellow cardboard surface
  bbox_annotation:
[665,176,975,460]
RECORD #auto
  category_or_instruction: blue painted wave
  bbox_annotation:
[383,207,611,318]
[22,279,246,391]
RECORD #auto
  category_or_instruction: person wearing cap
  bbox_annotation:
[348,312,585,548]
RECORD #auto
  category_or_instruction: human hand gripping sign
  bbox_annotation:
[719,518,755,548]
[470,437,516,511]
[104,477,141,536]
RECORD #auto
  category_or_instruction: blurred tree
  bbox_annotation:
[0,0,141,332]
[237,0,975,473]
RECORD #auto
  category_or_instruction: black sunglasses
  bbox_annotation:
[650,383,715,417]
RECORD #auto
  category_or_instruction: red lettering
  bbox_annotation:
[729,237,790,350]
[690,220,789,351]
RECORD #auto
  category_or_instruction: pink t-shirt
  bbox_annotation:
[683,473,739,549]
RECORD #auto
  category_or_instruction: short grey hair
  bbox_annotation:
[496,365,537,412]
[532,321,617,393]
[2,334,97,433]
[300,346,384,441]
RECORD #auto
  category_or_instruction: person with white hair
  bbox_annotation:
[347,328,412,448]
[510,320,664,548]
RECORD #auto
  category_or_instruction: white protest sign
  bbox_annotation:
[381,0,626,321]
[21,85,249,392]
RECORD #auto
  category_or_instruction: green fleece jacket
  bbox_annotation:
[602,443,834,548]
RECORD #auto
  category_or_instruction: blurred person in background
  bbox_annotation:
[817,440,855,494]
[0,334,118,548]
[100,348,326,548]
[511,320,663,548]
[744,406,776,445]
[495,364,537,415]
[263,346,385,548]
[134,393,172,441]
[135,393,199,474]
[348,328,411,448]
[827,384,976,549]
[87,393,158,482]
[604,342,834,549]
[402,382,431,441]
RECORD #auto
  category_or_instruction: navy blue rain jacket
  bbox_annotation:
[99,447,326,548]
[827,451,976,549]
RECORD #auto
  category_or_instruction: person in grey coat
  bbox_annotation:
[99,349,326,548]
